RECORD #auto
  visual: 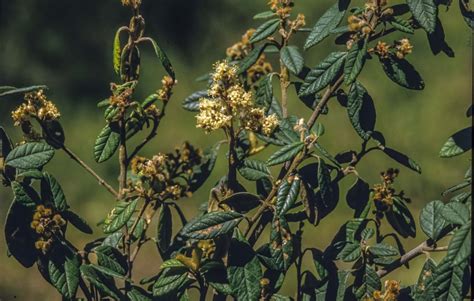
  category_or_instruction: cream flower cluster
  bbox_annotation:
[196,61,279,135]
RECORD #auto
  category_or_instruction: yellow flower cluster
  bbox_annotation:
[348,15,370,33]
[30,205,65,254]
[121,0,141,8]
[374,41,391,58]
[11,90,60,126]
[226,29,256,61]
[131,154,168,182]
[370,280,400,301]
[395,38,413,59]
[157,75,175,103]
[373,168,399,211]
[268,0,294,18]
[247,55,273,84]
[196,61,279,135]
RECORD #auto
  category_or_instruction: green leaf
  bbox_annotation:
[238,43,268,74]
[238,159,271,181]
[432,257,468,300]
[249,19,280,44]
[354,265,381,299]
[276,177,301,217]
[346,178,370,218]
[220,192,261,213]
[160,259,186,270]
[255,73,274,109]
[41,172,68,211]
[280,46,304,75]
[93,125,120,163]
[12,181,37,208]
[62,210,93,234]
[182,90,207,112]
[0,85,48,98]
[227,230,262,300]
[386,197,416,238]
[47,248,81,300]
[413,258,437,300]
[442,202,470,225]
[382,147,422,174]
[420,200,446,240]
[338,242,361,262]
[380,57,425,90]
[4,201,37,267]
[103,199,138,234]
[94,245,127,276]
[113,28,122,74]
[368,243,399,257]
[189,142,221,192]
[304,1,349,50]
[270,216,294,271]
[344,38,368,85]
[147,37,175,79]
[347,81,375,141]
[407,0,437,33]
[253,11,276,19]
[80,264,124,300]
[389,16,415,34]
[181,211,243,239]
[267,142,304,166]
[157,204,172,253]
[153,269,193,297]
[299,52,346,96]
[318,159,333,205]
[439,127,472,158]
[5,142,55,170]
[128,286,153,301]
[446,224,471,266]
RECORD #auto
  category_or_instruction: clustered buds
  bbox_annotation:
[121,0,141,8]
[268,0,294,18]
[371,280,401,301]
[130,142,203,200]
[395,38,413,59]
[226,29,256,61]
[11,90,60,126]
[157,75,175,103]
[175,240,216,272]
[30,205,65,254]
[196,61,279,135]
[372,168,410,212]
[372,39,413,59]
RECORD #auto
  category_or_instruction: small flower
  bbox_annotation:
[31,204,65,254]
[12,90,60,126]
[396,38,413,59]
[374,41,391,58]
[157,75,175,102]
[196,98,232,132]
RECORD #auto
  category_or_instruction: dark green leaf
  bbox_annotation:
[354,265,381,299]
[63,210,93,234]
[446,224,471,266]
[5,142,55,170]
[386,197,416,238]
[270,216,294,271]
[368,243,399,257]
[153,269,193,297]
[12,181,37,208]
[47,247,81,300]
[346,178,370,218]
[439,127,472,158]
[299,52,346,96]
[276,176,301,216]
[181,211,243,239]
[41,172,68,211]
[347,81,376,140]
[380,57,425,90]
[383,147,422,173]
[103,199,138,234]
[94,245,127,276]
[238,43,268,74]
[389,16,415,34]
[249,19,280,43]
[238,159,271,181]
[128,286,153,301]
[182,90,207,112]
[147,37,175,79]
[280,46,304,75]
[304,1,349,50]
[420,200,446,240]
[220,192,261,213]
[407,0,437,33]
[413,258,437,300]
[94,125,120,163]
[318,159,333,205]
[267,142,304,166]
[432,257,468,300]
[157,204,172,253]
[344,38,368,85]
[338,242,361,262]
[228,230,262,300]
[442,202,469,225]
[80,264,124,300]
[253,11,277,19]
[189,142,221,192]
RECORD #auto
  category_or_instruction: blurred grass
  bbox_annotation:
[0,0,471,299]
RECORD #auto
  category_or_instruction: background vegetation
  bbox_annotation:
[0,0,471,299]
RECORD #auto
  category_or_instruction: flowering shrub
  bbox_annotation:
[0,0,472,300]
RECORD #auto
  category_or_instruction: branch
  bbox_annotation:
[306,75,343,129]
[376,240,446,277]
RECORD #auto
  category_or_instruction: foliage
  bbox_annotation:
[0,0,472,300]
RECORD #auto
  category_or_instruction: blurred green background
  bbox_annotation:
[0,0,471,299]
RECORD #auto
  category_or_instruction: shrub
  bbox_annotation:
[0,0,472,300]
